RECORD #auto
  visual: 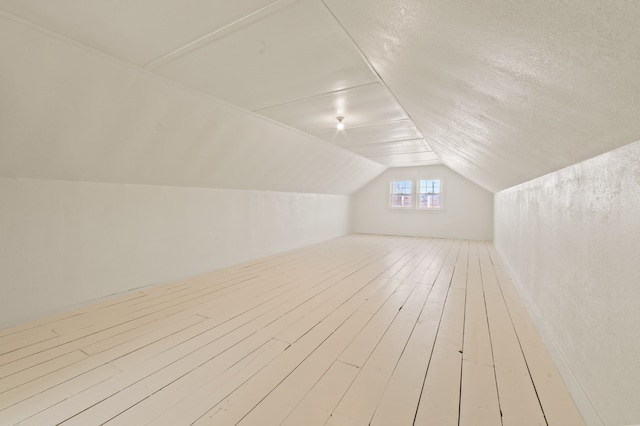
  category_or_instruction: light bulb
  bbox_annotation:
[336,116,344,130]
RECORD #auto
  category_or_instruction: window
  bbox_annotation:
[390,180,412,208]
[389,178,443,210]
[418,179,441,209]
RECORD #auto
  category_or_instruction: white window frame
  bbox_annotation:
[417,178,443,210]
[389,180,413,209]
[388,178,444,211]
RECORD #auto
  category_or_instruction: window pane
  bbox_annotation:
[418,179,441,208]
[418,179,440,194]
[391,180,412,208]
[391,194,412,208]
[392,180,412,195]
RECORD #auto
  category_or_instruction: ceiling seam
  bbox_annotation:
[343,138,433,148]
[313,118,415,134]
[144,0,296,70]
[252,81,380,113]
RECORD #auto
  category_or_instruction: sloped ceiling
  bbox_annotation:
[323,0,640,191]
[1,0,639,192]
[0,13,384,195]
[0,0,436,169]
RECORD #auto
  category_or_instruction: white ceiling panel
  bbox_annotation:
[257,82,407,135]
[367,152,440,167]
[0,15,385,195]
[316,119,424,147]
[0,0,278,65]
[347,139,431,157]
[153,0,378,111]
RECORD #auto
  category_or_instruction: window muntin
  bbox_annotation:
[390,180,412,208]
[418,179,441,209]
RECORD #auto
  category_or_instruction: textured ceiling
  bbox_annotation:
[323,0,640,191]
[1,0,639,191]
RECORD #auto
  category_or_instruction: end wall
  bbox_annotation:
[494,140,640,426]
[352,165,493,240]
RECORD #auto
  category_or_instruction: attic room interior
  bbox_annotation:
[0,1,638,425]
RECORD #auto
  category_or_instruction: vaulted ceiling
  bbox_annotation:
[1,0,639,192]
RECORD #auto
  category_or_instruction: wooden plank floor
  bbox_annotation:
[0,235,585,426]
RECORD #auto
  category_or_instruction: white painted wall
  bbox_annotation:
[352,165,493,240]
[494,140,640,426]
[0,177,351,328]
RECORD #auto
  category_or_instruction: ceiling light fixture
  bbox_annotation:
[336,116,345,130]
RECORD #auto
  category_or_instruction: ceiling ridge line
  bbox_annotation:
[343,138,430,148]
[374,162,441,167]
[314,118,413,134]
[144,0,297,70]
[252,81,380,113]
[365,151,437,158]
[318,0,439,153]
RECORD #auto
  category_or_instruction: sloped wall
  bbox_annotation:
[352,165,493,240]
[494,140,640,426]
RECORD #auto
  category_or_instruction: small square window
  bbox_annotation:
[418,179,442,209]
[390,180,412,208]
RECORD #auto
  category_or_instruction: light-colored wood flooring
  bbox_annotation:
[0,235,584,426]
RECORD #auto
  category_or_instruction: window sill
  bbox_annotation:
[387,207,446,213]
